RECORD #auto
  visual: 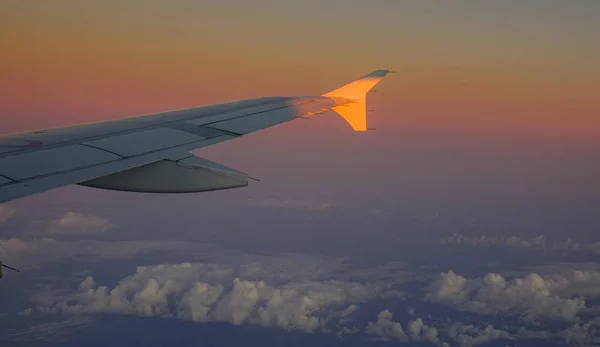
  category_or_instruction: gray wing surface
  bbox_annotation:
[0,97,330,203]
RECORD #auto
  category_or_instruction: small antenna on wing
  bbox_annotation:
[248,176,261,182]
[2,264,19,272]
[0,261,20,279]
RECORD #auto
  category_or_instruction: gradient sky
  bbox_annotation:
[1,0,599,139]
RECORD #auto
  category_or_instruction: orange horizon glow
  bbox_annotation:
[1,2,599,142]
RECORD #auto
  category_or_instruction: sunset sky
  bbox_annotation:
[1,2,600,346]
[1,1,599,139]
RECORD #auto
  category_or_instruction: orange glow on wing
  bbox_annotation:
[322,71,389,131]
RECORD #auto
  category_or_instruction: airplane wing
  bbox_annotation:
[0,70,389,203]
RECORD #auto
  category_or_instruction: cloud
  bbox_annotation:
[425,270,592,322]
[549,270,600,298]
[237,198,332,211]
[366,310,409,342]
[365,309,600,347]
[440,233,600,254]
[445,322,512,347]
[0,237,372,287]
[29,262,389,333]
[0,238,213,267]
[46,212,116,235]
[491,320,600,347]
[366,310,449,346]
[5,218,598,345]
[440,233,547,249]
[556,319,600,347]
[0,205,17,225]
[408,317,447,346]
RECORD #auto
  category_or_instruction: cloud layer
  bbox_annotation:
[31,262,389,333]
[425,269,600,322]
[441,233,600,254]
[5,235,600,346]
[46,212,116,235]
[4,207,600,346]
[0,238,213,267]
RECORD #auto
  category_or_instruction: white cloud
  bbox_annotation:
[0,205,17,225]
[501,320,600,347]
[366,310,409,342]
[365,310,600,347]
[448,322,595,347]
[30,262,387,333]
[440,233,600,254]
[0,238,213,267]
[408,317,446,346]
[46,212,116,235]
[440,233,546,249]
[549,270,600,298]
[557,319,600,347]
[425,270,592,322]
[366,310,450,346]
[446,322,512,347]
[237,198,332,211]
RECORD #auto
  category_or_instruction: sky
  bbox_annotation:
[1,1,600,346]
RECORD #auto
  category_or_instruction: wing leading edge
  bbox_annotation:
[0,70,391,203]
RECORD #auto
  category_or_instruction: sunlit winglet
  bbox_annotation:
[322,70,390,131]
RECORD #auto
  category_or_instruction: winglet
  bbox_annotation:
[322,70,390,131]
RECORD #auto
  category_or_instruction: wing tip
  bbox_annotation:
[323,69,392,131]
